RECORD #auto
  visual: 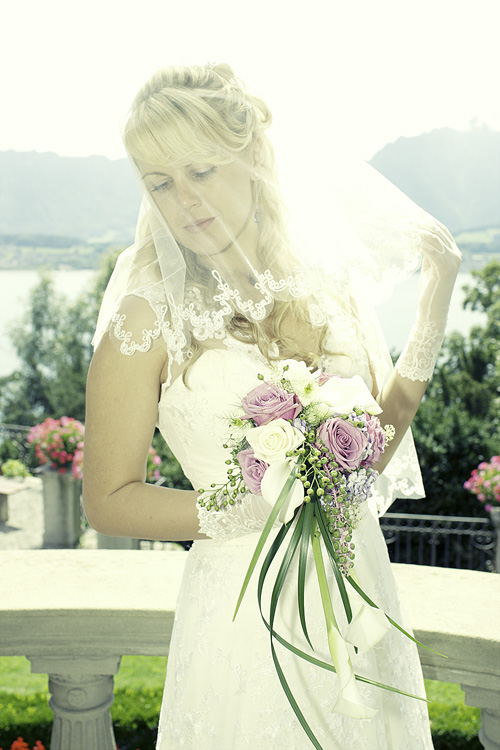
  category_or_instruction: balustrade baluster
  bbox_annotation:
[27,656,120,750]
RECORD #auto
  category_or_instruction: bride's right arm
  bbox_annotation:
[82,331,205,542]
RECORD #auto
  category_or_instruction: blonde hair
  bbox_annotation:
[124,63,330,374]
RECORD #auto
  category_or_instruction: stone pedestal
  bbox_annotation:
[0,478,26,523]
[41,471,81,547]
[97,532,140,550]
[0,493,8,522]
[28,655,120,750]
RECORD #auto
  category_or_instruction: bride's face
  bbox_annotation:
[138,153,259,263]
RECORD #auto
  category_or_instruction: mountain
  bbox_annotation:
[0,126,498,248]
[369,125,500,234]
[0,150,138,242]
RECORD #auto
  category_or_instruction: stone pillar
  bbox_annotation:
[28,655,121,750]
[0,494,8,522]
[462,682,500,750]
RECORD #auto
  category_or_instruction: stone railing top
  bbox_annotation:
[0,551,498,683]
[0,549,187,613]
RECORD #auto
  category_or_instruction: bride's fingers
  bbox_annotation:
[419,228,462,267]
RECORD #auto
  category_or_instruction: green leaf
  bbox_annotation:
[233,465,298,620]
[268,507,305,634]
[265,509,327,749]
[254,518,429,705]
[297,500,315,650]
[256,611,429,703]
[315,502,352,623]
[270,638,324,750]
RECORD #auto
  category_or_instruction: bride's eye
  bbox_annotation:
[192,166,216,180]
[151,179,173,193]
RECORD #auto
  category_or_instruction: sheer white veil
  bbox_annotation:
[93,62,442,514]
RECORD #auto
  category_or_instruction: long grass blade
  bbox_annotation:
[265,508,325,749]
[233,466,298,620]
[254,518,429,704]
[269,508,304,633]
[257,606,429,702]
[297,501,315,650]
[270,638,324,750]
[315,503,352,623]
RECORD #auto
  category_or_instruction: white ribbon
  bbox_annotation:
[260,458,304,524]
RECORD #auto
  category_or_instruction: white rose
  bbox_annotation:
[246,418,305,463]
[319,375,382,415]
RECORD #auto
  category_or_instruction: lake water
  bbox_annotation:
[0,269,486,378]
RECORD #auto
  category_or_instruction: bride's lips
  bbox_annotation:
[184,217,215,234]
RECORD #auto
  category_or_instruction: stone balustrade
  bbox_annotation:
[0,550,498,750]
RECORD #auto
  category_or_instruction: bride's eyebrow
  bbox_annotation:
[141,165,195,180]
[141,171,169,179]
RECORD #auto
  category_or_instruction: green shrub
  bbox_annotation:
[0,459,31,479]
[0,692,52,748]
[0,681,483,750]
[430,702,481,750]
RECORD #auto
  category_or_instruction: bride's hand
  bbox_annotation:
[417,220,462,324]
[394,219,461,384]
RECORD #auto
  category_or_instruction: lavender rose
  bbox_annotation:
[364,416,386,465]
[236,448,269,495]
[241,382,302,426]
[316,417,368,471]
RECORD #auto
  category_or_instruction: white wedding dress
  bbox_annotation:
[155,336,434,750]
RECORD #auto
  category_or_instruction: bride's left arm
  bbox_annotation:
[373,219,462,473]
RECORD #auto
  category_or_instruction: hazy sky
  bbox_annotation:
[2,0,499,161]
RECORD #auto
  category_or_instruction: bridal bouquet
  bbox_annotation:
[199,361,433,746]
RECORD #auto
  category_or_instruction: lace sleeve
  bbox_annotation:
[395,319,445,381]
[197,490,281,541]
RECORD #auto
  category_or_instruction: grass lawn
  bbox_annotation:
[0,655,481,749]
[0,655,168,694]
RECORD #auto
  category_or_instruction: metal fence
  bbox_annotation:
[1,423,497,571]
[0,423,31,463]
[380,512,496,572]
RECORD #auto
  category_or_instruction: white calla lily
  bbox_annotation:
[344,602,392,654]
[319,374,382,415]
[312,529,378,720]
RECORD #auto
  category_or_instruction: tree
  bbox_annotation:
[0,250,121,426]
[395,259,500,516]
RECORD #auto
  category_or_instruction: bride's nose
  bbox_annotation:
[177,180,201,210]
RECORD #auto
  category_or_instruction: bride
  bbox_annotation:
[83,63,461,749]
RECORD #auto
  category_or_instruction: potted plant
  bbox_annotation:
[464,455,500,572]
[28,416,85,547]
